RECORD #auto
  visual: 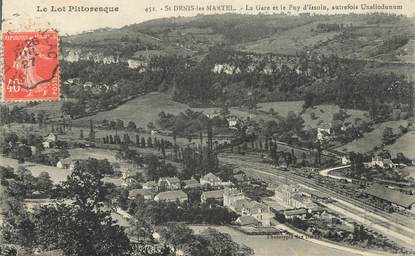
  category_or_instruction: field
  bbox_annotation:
[68,148,144,184]
[257,102,369,130]
[73,92,295,129]
[237,21,340,55]
[301,105,369,130]
[257,101,304,117]
[385,131,415,159]
[15,99,77,120]
[189,225,358,256]
[336,120,409,154]
[73,92,220,129]
[0,155,70,184]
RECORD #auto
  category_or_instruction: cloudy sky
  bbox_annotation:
[2,0,415,35]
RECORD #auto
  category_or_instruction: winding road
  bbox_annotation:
[319,165,351,182]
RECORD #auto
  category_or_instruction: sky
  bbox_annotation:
[2,0,415,35]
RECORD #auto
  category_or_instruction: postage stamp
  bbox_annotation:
[2,31,60,101]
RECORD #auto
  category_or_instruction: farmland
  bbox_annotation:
[73,92,220,129]
[0,155,70,184]
[72,93,301,129]
[237,21,340,55]
[385,131,415,159]
[257,101,304,116]
[336,120,409,154]
[301,105,369,130]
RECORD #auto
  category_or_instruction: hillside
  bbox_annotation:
[61,14,414,62]
[25,13,411,130]
[336,120,409,154]
[72,92,219,128]
[72,92,288,129]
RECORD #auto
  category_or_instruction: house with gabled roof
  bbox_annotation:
[154,190,188,203]
[201,189,225,204]
[158,176,181,191]
[223,188,273,226]
[128,189,156,200]
[142,180,157,190]
[182,178,201,189]
[200,172,222,187]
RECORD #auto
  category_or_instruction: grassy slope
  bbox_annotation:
[235,15,413,61]
[385,131,415,159]
[236,20,340,55]
[257,101,304,117]
[73,92,220,128]
[73,93,308,129]
[301,105,369,130]
[336,120,409,154]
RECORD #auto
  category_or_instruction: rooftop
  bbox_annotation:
[283,208,308,216]
[202,172,222,182]
[129,189,155,198]
[159,176,181,183]
[237,216,261,226]
[202,189,225,199]
[183,178,199,185]
[155,190,188,200]
[365,184,415,208]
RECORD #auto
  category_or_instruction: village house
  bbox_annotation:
[158,177,181,191]
[236,215,261,226]
[128,189,156,200]
[121,169,143,187]
[282,208,308,220]
[56,158,84,171]
[45,133,58,142]
[223,188,273,226]
[226,115,242,129]
[42,133,58,149]
[154,190,188,203]
[68,159,86,171]
[182,178,201,189]
[365,156,395,169]
[341,155,351,165]
[200,172,222,187]
[56,158,72,169]
[142,180,158,190]
[200,172,232,187]
[317,124,331,141]
[201,189,225,204]
[233,173,250,184]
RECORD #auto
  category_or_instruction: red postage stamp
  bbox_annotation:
[2,31,60,102]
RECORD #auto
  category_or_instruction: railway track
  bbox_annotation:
[219,153,415,249]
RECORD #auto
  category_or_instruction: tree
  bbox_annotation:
[147,137,153,148]
[127,121,137,131]
[0,186,35,248]
[382,127,395,145]
[201,228,254,256]
[32,159,131,255]
[61,101,86,119]
[158,223,194,252]
[116,119,125,130]
[35,172,53,195]
[147,122,156,132]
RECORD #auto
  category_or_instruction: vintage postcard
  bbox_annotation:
[0,0,414,255]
